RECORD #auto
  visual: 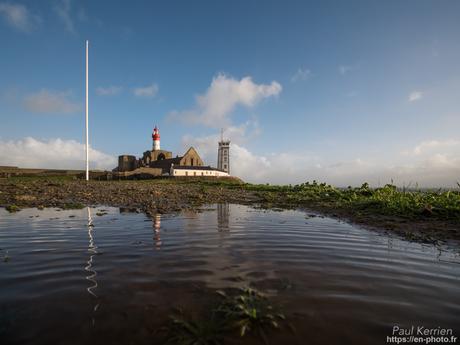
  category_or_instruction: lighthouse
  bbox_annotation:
[152,126,160,151]
[217,129,230,174]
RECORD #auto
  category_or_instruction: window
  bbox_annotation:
[194,172,196,176]
[201,172,204,176]
[185,171,188,176]
[191,158,194,166]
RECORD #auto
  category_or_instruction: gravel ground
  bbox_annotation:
[0,179,260,215]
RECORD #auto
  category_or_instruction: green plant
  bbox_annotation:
[162,309,225,345]
[160,288,287,345]
[62,202,85,210]
[5,205,20,213]
[215,288,285,343]
[248,180,460,220]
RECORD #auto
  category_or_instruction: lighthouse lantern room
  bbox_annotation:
[152,126,161,151]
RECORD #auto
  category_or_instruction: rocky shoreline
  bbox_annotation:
[1,178,459,247]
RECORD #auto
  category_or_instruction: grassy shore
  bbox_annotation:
[241,181,460,243]
[0,177,459,245]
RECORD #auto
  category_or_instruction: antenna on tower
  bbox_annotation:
[220,128,224,142]
[85,40,89,181]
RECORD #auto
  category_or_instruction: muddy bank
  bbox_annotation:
[299,204,460,246]
[0,178,259,215]
[0,178,459,245]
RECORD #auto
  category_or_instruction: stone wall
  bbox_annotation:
[113,167,163,179]
[118,155,137,172]
[141,150,173,166]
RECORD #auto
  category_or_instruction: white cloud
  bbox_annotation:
[412,139,460,155]
[54,0,75,34]
[23,89,80,114]
[248,149,460,187]
[96,85,122,96]
[9,123,439,187]
[291,68,311,82]
[229,144,272,181]
[0,2,41,32]
[168,73,282,128]
[408,91,422,102]
[181,122,259,164]
[133,83,159,98]
[0,137,116,170]
[183,132,460,187]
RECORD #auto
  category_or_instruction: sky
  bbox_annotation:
[0,0,459,187]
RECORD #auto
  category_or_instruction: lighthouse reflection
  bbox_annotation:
[150,204,230,249]
[217,203,229,232]
[85,207,100,326]
[153,213,162,249]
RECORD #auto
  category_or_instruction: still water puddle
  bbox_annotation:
[0,205,459,344]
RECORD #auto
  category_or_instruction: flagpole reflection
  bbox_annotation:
[85,207,100,326]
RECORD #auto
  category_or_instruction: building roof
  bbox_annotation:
[149,157,182,171]
[182,146,199,156]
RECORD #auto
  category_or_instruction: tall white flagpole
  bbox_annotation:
[85,40,89,181]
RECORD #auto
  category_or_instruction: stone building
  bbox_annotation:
[118,155,137,172]
[116,126,227,177]
[141,146,204,174]
[171,165,229,177]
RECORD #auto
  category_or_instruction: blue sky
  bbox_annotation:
[0,0,459,186]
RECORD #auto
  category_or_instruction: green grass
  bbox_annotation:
[211,180,460,220]
[61,202,85,210]
[5,205,20,213]
[274,181,460,220]
[7,175,76,182]
[161,287,287,345]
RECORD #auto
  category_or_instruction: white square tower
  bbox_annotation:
[217,130,230,174]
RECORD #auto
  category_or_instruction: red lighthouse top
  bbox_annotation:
[152,126,160,141]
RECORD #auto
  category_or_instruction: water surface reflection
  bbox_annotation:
[217,203,229,232]
[84,207,99,326]
[0,204,458,345]
[153,213,162,250]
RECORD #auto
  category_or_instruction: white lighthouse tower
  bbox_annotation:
[152,126,160,151]
[217,129,230,174]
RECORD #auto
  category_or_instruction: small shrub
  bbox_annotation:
[62,202,85,210]
[5,205,20,213]
[215,288,285,342]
